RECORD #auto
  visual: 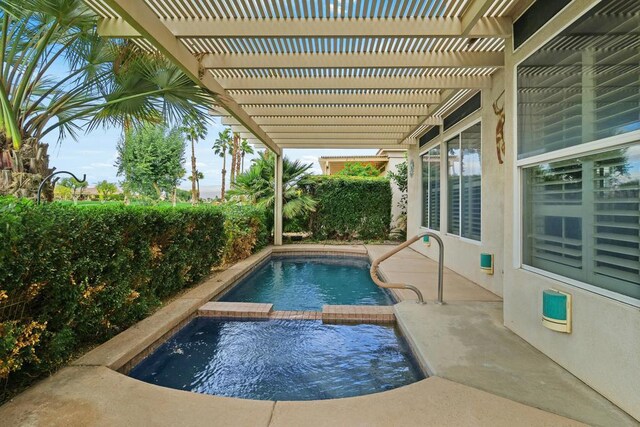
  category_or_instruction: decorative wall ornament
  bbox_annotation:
[493,90,506,164]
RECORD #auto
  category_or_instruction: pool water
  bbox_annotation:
[128,318,424,401]
[219,256,393,310]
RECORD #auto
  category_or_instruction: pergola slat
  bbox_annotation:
[202,51,504,69]
[97,16,511,38]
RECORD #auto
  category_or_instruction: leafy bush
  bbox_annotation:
[302,176,392,240]
[0,198,266,393]
[219,204,268,265]
[336,162,382,177]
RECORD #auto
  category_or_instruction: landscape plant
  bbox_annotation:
[302,175,392,240]
[239,138,254,172]
[179,113,208,204]
[212,128,232,199]
[58,177,87,204]
[116,123,186,204]
[336,162,382,177]
[95,180,117,202]
[228,150,317,232]
[0,197,267,400]
[388,159,408,238]
[0,0,212,199]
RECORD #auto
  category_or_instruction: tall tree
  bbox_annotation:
[239,138,254,172]
[0,0,212,199]
[95,180,117,202]
[58,177,87,204]
[116,123,185,201]
[212,128,231,200]
[179,113,208,204]
[230,132,240,184]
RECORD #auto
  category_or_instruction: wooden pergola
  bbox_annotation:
[84,0,531,243]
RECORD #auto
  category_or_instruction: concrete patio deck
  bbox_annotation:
[0,244,635,426]
[370,245,636,426]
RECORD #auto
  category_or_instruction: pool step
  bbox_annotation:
[198,302,395,324]
[199,302,273,318]
[322,305,395,324]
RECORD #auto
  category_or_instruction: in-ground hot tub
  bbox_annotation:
[127,254,425,401]
[128,317,424,401]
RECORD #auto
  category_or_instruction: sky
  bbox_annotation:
[44,118,377,198]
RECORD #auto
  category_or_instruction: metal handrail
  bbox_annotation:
[370,231,444,304]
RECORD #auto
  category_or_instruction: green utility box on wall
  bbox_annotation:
[480,253,494,275]
[542,289,572,333]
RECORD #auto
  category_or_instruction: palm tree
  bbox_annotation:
[229,151,317,232]
[180,113,208,204]
[0,0,212,198]
[230,132,240,184]
[239,138,254,172]
[212,128,232,200]
[187,170,204,200]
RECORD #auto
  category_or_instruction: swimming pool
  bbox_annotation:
[128,317,424,401]
[219,256,393,310]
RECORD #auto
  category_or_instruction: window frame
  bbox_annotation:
[445,119,483,242]
[420,144,442,231]
[512,1,640,307]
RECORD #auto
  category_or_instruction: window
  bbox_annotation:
[518,0,640,301]
[447,123,482,240]
[517,1,640,159]
[421,146,440,230]
[523,146,640,300]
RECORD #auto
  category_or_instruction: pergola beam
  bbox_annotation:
[233,105,432,117]
[97,17,511,38]
[216,75,492,90]
[231,92,442,105]
[99,0,281,155]
[246,139,412,149]
[231,125,415,133]
[203,51,504,69]
[221,116,442,126]
[461,0,496,37]
[239,132,406,140]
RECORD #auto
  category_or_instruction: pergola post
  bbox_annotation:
[274,152,283,246]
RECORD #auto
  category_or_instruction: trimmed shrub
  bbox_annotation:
[219,204,268,265]
[0,198,266,392]
[302,176,392,240]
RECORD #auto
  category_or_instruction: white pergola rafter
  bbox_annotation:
[97,17,511,38]
[230,125,415,133]
[245,139,413,149]
[202,51,504,69]
[220,116,443,126]
[228,105,433,117]
[215,75,492,90]
[238,132,406,140]
[230,91,442,105]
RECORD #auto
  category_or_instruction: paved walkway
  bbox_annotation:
[369,245,636,426]
[0,245,634,426]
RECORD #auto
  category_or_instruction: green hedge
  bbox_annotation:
[303,176,392,240]
[0,198,266,390]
